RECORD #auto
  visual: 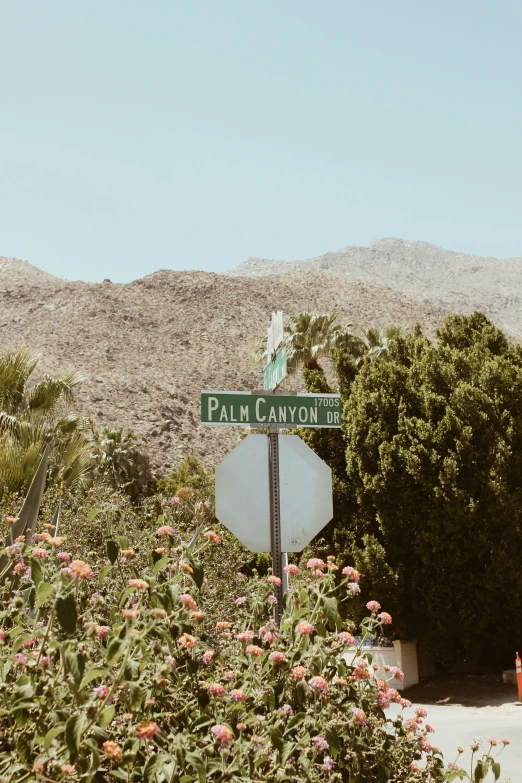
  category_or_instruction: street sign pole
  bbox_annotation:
[268,427,283,622]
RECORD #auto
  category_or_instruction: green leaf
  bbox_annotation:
[285,712,306,733]
[186,553,204,589]
[474,760,487,783]
[325,727,340,758]
[106,539,119,565]
[99,564,112,586]
[129,684,143,711]
[65,713,86,760]
[87,508,101,523]
[269,727,284,754]
[30,558,43,589]
[153,555,169,574]
[65,651,85,684]
[144,754,170,783]
[321,595,340,625]
[16,732,32,762]
[99,705,115,728]
[80,667,108,690]
[315,623,327,638]
[106,637,125,664]
[36,581,54,607]
[56,593,77,635]
[191,715,213,731]
[491,761,501,781]
[44,724,65,751]
[446,772,467,782]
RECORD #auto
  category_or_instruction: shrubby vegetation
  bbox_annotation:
[301,312,522,667]
[0,314,516,779]
[0,492,505,782]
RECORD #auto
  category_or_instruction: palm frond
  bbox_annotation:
[27,370,83,412]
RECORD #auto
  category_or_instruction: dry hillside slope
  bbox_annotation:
[229,238,522,338]
[0,257,446,473]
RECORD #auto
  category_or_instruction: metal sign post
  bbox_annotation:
[203,310,338,626]
[268,427,283,622]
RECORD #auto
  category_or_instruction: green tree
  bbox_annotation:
[342,313,522,665]
[0,347,92,494]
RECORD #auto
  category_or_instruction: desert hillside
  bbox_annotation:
[0,256,447,473]
[228,238,522,338]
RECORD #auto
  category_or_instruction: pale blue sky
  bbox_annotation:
[1,0,521,282]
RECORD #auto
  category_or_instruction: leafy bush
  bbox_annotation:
[0,499,507,782]
[301,313,522,667]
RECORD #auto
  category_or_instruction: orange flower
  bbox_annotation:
[69,560,94,580]
[122,549,135,557]
[136,720,160,739]
[5,516,19,525]
[48,536,65,547]
[122,608,139,619]
[180,562,193,574]
[178,633,197,650]
[129,579,149,590]
[102,740,121,759]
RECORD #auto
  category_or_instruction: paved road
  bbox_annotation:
[389,703,522,781]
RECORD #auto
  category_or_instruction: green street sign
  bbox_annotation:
[263,346,287,391]
[201,391,341,427]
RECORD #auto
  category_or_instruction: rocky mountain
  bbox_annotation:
[0,255,446,473]
[228,238,522,338]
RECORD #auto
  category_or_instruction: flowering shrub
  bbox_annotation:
[0,511,505,781]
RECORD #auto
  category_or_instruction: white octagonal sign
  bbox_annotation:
[215,434,333,552]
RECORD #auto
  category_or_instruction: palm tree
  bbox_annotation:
[358,325,406,362]
[253,310,364,374]
[0,347,92,494]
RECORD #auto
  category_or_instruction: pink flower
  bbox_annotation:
[94,684,110,698]
[342,566,360,582]
[97,625,110,640]
[322,756,335,771]
[180,594,198,611]
[216,621,230,629]
[347,582,361,594]
[308,676,328,693]
[14,653,28,666]
[352,707,367,725]
[202,650,214,664]
[391,666,404,682]
[14,562,25,575]
[447,762,459,771]
[312,736,329,751]
[56,552,71,564]
[61,764,76,774]
[32,548,47,559]
[269,651,286,664]
[292,665,307,681]
[420,739,431,752]
[211,724,234,744]
[295,621,314,636]
[39,656,50,668]
[246,644,264,657]
[230,689,246,702]
[207,683,226,697]
[152,608,167,618]
[267,595,277,604]
[378,612,392,625]
[410,763,422,772]
[204,530,220,544]
[306,558,325,570]
[401,698,412,708]
[284,564,299,575]
[170,496,180,505]
[415,706,427,718]
[268,575,281,586]
[237,631,254,643]
[156,525,174,537]
[235,597,247,605]
[338,631,356,645]
[0,631,5,644]
[366,600,381,613]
